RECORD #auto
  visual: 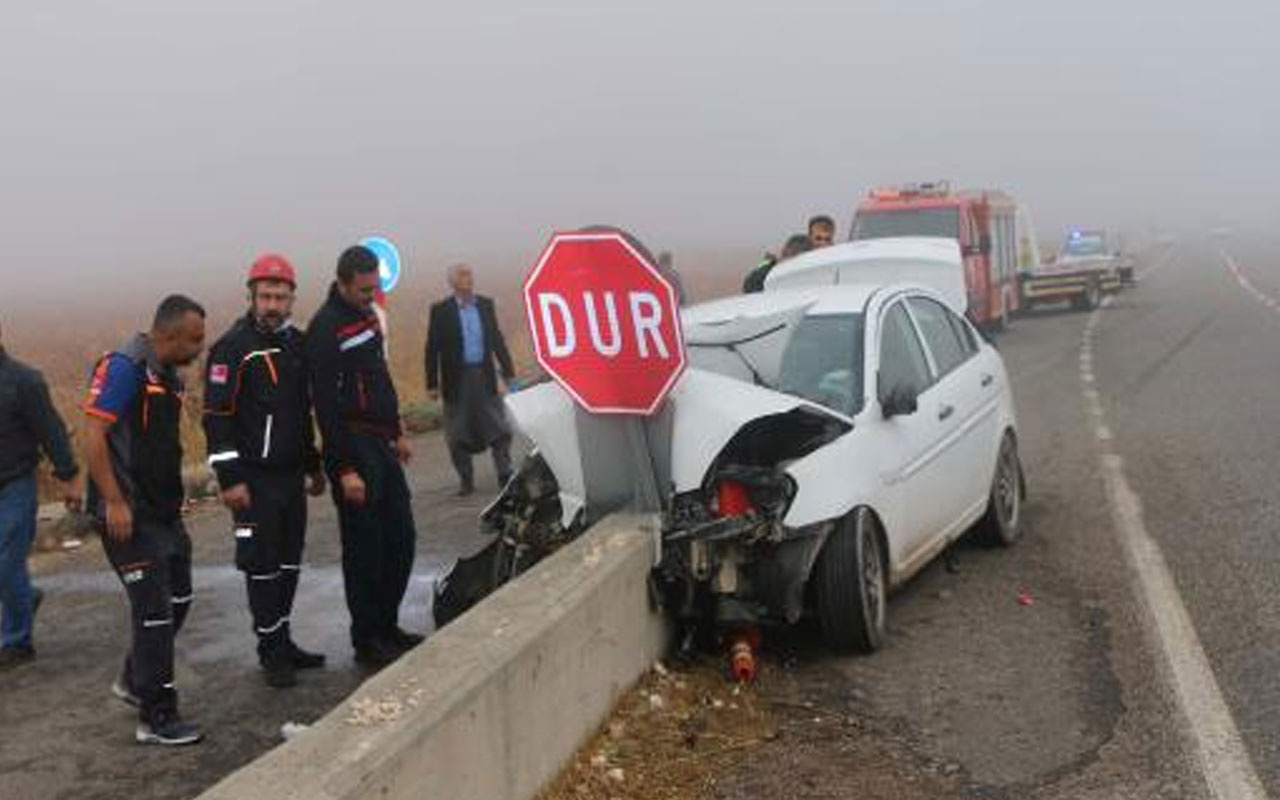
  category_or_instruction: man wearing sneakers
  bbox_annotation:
[83,295,206,745]
[202,255,328,688]
[307,245,422,667]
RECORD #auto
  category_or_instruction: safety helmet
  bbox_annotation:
[247,253,297,289]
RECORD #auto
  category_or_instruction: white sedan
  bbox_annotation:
[658,277,1023,652]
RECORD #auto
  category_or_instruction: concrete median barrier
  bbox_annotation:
[196,513,670,800]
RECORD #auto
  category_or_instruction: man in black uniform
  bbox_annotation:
[203,254,327,688]
[307,245,422,667]
[83,295,206,746]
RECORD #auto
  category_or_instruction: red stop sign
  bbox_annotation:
[523,231,686,415]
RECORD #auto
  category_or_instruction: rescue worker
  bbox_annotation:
[0,319,80,670]
[83,294,206,746]
[307,245,421,667]
[425,263,516,497]
[202,255,327,688]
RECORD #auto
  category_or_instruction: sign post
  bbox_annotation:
[523,230,686,514]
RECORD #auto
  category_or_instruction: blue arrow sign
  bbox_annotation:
[360,236,402,294]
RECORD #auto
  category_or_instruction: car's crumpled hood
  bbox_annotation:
[503,368,851,525]
[666,369,850,491]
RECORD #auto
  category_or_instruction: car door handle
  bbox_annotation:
[981,373,994,388]
[938,404,954,421]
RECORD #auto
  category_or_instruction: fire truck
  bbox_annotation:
[850,181,1024,330]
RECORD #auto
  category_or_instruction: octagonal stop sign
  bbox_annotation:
[523,231,686,415]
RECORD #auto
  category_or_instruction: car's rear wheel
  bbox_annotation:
[975,432,1024,547]
[814,508,886,653]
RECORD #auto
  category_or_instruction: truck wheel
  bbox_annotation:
[1075,281,1101,311]
[814,508,886,653]
[974,432,1024,547]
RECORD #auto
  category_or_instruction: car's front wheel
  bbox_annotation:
[814,508,886,654]
[975,432,1024,546]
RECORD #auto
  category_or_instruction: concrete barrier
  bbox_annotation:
[197,513,670,800]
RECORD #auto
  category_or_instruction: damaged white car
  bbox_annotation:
[437,240,1025,655]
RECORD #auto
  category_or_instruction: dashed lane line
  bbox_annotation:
[1081,252,1268,800]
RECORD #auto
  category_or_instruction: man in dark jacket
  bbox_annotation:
[743,234,812,293]
[203,254,327,688]
[0,321,79,670]
[83,295,206,745]
[425,263,516,497]
[307,245,421,667]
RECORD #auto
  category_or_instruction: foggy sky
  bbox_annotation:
[2,1,1277,309]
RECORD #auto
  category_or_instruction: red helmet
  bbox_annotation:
[247,253,297,289]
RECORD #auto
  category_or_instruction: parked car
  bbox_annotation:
[438,275,1025,655]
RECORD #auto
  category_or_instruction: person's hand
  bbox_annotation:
[306,471,327,497]
[427,389,440,402]
[56,478,81,513]
[105,498,133,542]
[221,483,252,513]
[394,437,412,464]
[340,472,367,507]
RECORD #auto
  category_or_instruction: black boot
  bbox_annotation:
[287,640,326,670]
[260,643,297,688]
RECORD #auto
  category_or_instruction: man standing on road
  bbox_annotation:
[202,255,327,689]
[425,264,516,497]
[0,321,80,670]
[808,214,836,248]
[83,295,206,746]
[308,245,422,667]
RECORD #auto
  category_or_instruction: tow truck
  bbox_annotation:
[1019,229,1124,312]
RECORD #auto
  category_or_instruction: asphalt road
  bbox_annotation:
[714,239,1280,799]
[0,432,506,800]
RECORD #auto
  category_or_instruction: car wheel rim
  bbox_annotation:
[996,442,1019,533]
[861,521,885,628]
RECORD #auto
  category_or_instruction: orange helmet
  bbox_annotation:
[247,253,297,288]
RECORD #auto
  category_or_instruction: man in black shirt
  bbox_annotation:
[203,255,327,688]
[0,320,79,670]
[307,245,422,667]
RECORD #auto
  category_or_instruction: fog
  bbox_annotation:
[2,1,1277,313]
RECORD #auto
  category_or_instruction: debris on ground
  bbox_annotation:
[343,677,425,727]
[537,658,775,800]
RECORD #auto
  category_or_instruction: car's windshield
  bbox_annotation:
[1061,234,1107,257]
[776,313,864,417]
[851,208,960,241]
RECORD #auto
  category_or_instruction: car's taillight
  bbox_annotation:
[715,479,754,517]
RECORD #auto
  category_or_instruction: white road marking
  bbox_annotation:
[1221,250,1280,317]
[1082,252,1269,799]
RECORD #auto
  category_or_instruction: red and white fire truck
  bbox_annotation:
[850,181,1026,330]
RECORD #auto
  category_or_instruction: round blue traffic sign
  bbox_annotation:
[360,236,402,294]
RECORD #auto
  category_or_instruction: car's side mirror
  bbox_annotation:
[880,385,919,418]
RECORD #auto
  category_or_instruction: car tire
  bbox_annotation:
[814,508,886,654]
[975,432,1024,547]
